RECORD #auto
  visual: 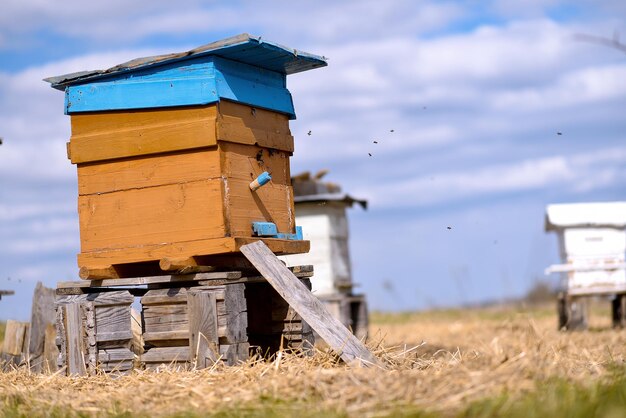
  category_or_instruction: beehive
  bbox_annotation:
[46,34,327,278]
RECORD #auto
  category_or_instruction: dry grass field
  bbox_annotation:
[2,303,626,417]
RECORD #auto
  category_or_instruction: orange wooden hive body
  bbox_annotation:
[46,34,328,279]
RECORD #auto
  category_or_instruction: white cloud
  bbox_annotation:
[8,236,78,255]
[0,1,465,45]
[0,2,625,315]
[491,64,626,111]
[355,145,626,209]
[0,202,75,222]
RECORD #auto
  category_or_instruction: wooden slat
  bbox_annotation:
[143,330,189,342]
[1,320,29,357]
[78,179,225,252]
[28,282,57,373]
[141,346,190,363]
[240,241,382,368]
[143,305,188,325]
[94,306,130,336]
[43,323,58,372]
[188,290,219,368]
[98,360,134,373]
[96,331,133,343]
[63,304,87,375]
[77,149,221,196]
[141,288,191,305]
[56,291,134,306]
[69,106,218,164]
[222,283,248,344]
[130,308,144,355]
[77,237,310,268]
[98,348,135,362]
[217,100,293,152]
[58,271,241,290]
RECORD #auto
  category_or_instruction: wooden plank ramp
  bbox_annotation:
[240,241,383,368]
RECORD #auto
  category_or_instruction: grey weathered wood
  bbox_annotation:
[56,305,67,370]
[219,342,250,366]
[56,291,134,307]
[94,305,131,336]
[98,348,135,362]
[1,320,29,357]
[141,288,194,305]
[28,282,57,373]
[0,290,15,301]
[143,330,189,343]
[240,241,382,368]
[142,346,190,370]
[188,290,219,368]
[57,271,242,290]
[99,360,134,373]
[222,284,247,344]
[96,330,133,343]
[83,302,97,374]
[43,323,58,372]
[64,304,87,375]
[56,290,135,374]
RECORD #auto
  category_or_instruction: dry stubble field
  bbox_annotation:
[2,303,626,417]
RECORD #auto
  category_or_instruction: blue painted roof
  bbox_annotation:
[45,33,327,90]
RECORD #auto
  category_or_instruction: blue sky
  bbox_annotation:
[1,0,625,319]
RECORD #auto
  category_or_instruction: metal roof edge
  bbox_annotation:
[294,193,368,210]
[44,33,327,90]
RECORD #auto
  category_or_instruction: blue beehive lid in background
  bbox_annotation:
[44,33,327,119]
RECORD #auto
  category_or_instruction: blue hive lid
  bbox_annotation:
[45,33,327,90]
[44,34,328,118]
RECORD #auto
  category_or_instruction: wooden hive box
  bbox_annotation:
[46,34,327,279]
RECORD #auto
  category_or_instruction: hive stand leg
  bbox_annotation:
[350,296,369,341]
[557,292,568,330]
[612,294,626,329]
[560,295,588,331]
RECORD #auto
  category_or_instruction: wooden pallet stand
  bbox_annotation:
[55,291,141,374]
[55,265,314,374]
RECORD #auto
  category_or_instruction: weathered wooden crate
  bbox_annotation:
[45,34,327,280]
[55,265,315,373]
[141,283,249,369]
[55,291,142,374]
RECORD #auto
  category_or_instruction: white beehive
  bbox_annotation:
[545,202,626,295]
[279,172,369,337]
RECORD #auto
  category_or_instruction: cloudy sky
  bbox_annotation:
[1,1,625,319]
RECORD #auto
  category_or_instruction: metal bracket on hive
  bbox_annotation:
[252,222,303,240]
